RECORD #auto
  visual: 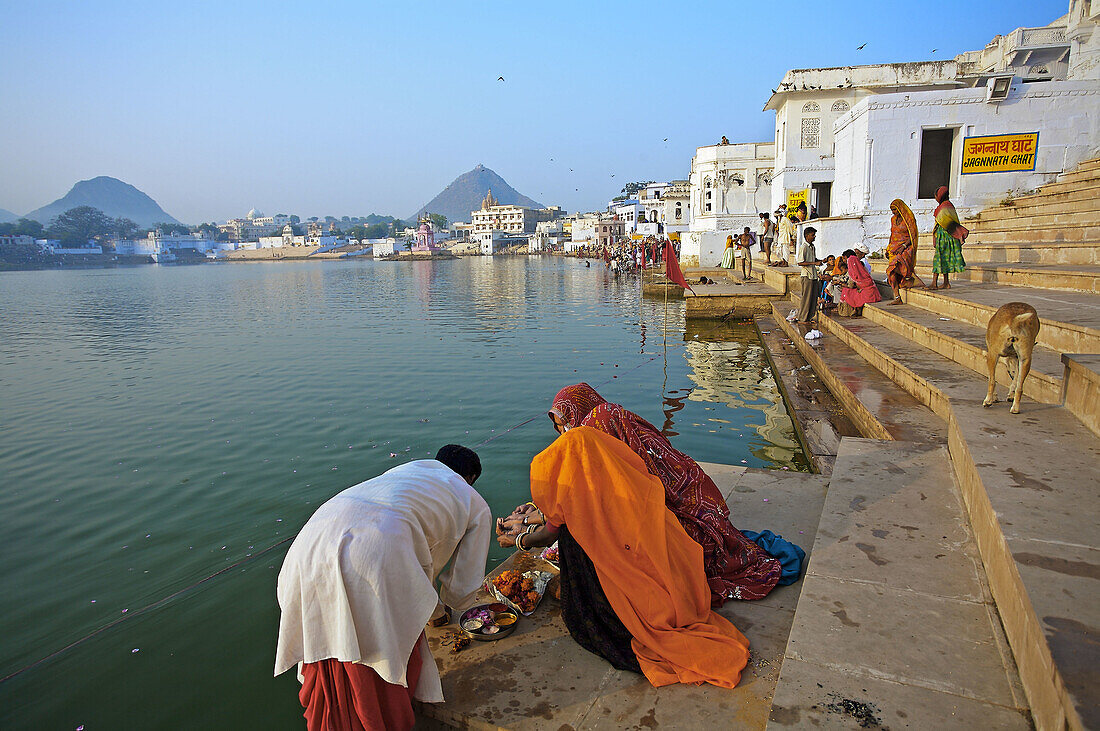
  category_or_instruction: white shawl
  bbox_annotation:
[274,460,491,702]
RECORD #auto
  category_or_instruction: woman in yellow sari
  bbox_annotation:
[526,426,751,688]
[885,198,924,304]
[720,234,736,269]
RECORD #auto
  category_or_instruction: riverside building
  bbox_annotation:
[765,2,1100,256]
[681,142,775,267]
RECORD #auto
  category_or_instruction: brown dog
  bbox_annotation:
[983,302,1040,414]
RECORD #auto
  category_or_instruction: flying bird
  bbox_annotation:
[931,48,938,53]
[856,43,866,50]
[663,137,668,141]
[497,76,505,81]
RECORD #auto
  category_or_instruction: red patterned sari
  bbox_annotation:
[549,384,781,604]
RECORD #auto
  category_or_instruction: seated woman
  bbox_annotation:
[500,426,752,687]
[501,383,781,605]
[838,247,881,316]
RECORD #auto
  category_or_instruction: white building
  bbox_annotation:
[681,142,775,267]
[660,180,691,238]
[611,199,643,233]
[763,3,1100,257]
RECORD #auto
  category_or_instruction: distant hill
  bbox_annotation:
[0,208,16,223]
[410,164,543,225]
[25,177,180,227]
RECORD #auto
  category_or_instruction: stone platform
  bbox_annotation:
[416,465,829,730]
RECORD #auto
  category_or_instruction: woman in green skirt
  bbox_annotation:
[930,186,968,290]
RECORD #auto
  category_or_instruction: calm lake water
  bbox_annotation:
[0,256,807,729]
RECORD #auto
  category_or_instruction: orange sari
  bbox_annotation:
[530,427,750,688]
[885,198,921,287]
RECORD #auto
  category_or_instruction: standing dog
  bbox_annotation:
[983,302,1040,414]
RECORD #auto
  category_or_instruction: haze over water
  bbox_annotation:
[0,257,806,728]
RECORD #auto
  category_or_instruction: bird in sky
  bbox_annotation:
[931,48,938,53]
[497,76,505,81]
[856,43,866,50]
[663,137,668,142]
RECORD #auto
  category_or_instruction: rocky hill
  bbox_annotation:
[410,165,543,225]
[24,177,180,227]
[0,208,17,223]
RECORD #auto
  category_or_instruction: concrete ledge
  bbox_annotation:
[416,466,830,730]
[1061,354,1100,438]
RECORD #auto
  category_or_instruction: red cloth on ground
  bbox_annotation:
[299,634,424,731]
[549,384,781,605]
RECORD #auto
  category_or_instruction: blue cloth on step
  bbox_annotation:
[741,529,806,586]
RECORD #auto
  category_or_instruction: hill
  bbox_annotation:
[0,208,17,223]
[25,177,180,227]
[410,165,543,225]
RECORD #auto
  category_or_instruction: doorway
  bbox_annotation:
[811,182,832,217]
[918,128,955,199]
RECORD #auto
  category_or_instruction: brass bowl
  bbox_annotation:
[459,604,519,641]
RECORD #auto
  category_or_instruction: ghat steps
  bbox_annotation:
[766,157,1100,730]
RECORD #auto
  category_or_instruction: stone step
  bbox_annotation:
[769,304,948,446]
[1055,166,1100,186]
[960,223,1100,243]
[906,261,1100,294]
[975,191,1100,222]
[860,300,1064,405]
[767,438,1029,730]
[1030,175,1100,196]
[973,207,1099,228]
[1071,156,1100,172]
[912,240,1099,265]
[866,270,1100,355]
[1008,180,1100,209]
[967,211,1099,233]
[1061,354,1100,439]
[796,309,1100,731]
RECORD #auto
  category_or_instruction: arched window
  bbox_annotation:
[802,101,820,113]
[704,178,712,212]
[675,203,682,220]
[831,100,850,112]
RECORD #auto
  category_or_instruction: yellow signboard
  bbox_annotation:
[961,132,1039,174]
[786,188,809,211]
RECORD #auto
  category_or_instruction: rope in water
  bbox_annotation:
[1,296,743,686]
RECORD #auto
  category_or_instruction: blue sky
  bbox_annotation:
[0,0,1069,223]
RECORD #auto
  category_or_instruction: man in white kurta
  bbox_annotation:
[274,447,491,723]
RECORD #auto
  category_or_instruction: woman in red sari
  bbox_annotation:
[839,246,882,315]
[542,383,781,604]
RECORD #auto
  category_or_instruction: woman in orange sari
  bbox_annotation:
[546,383,781,605]
[885,198,924,304]
[523,426,752,687]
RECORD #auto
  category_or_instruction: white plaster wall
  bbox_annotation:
[681,230,735,268]
[837,79,1100,220]
[795,216,868,260]
[770,89,863,211]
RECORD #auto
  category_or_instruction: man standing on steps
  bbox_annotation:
[796,226,823,324]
